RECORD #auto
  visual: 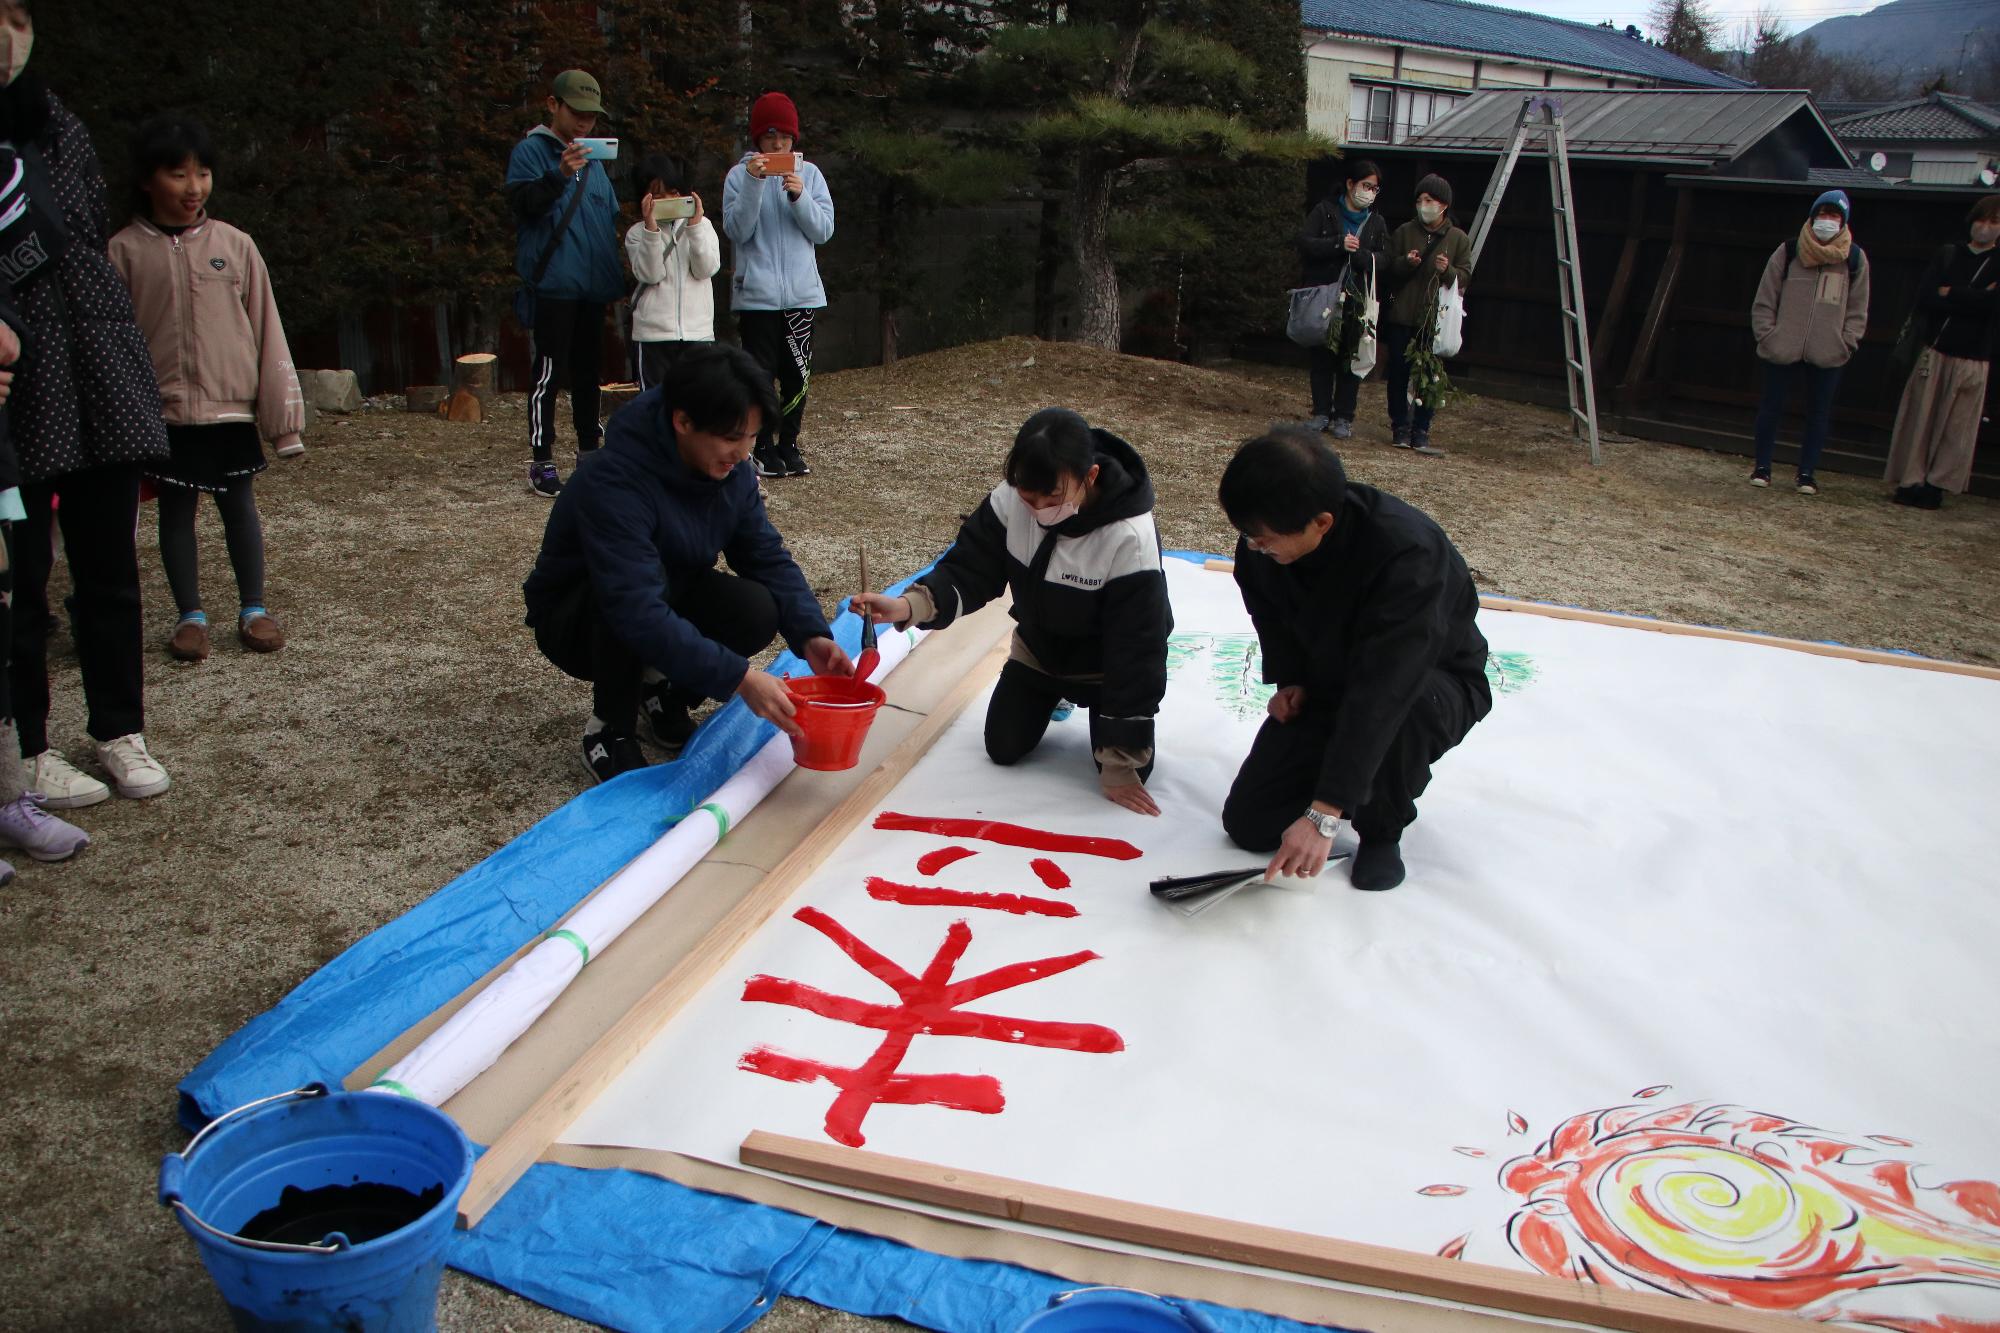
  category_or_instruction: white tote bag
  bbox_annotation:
[1348,266,1380,378]
[1432,278,1466,358]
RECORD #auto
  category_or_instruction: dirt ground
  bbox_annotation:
[1,337,1993,1332]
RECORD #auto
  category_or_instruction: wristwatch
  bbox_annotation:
[1304,807,1341,839]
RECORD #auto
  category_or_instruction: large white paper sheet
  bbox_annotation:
[566,560,2000,1328]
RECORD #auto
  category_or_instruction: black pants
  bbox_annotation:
[529,299,606,463]
[737,309,814,451]
[534,567,779,736]
[982,659,1155,782]
[1383,322,1433,435]
[1221,669,1479,851]
[11,466,146,753]
[157,479,266,617]
[1308,347,1363,421]
[635,340,707,392]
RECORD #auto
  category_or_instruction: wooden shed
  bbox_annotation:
[1312,88,1999,493]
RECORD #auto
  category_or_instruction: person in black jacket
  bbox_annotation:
[854,409,1172,816]
[1297,159,1390,438]
[523,344,852,784]
[1217,430,1490,891]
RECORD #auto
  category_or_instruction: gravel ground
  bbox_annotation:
[1,337,1992,1331]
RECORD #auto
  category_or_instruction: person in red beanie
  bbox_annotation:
[723,91,834,478]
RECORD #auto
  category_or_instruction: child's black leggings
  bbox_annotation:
[157,479,266,618]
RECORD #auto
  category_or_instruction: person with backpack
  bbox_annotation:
[1382,174,1471,457]
[506,69,624,498]
[1297,159,1390,439]
[1882,195,1998,510]
[1748,190,1869,495]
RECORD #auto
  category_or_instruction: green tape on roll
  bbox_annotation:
[699,802,730,838]
[370,1078,416,1098]
[546,927,590,965]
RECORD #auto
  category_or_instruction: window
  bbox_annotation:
[1349,83,1460,145]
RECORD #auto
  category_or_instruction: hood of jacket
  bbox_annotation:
[1044,428,1154,537]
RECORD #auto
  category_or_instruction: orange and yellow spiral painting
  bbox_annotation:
[1430,1095,2000,1330]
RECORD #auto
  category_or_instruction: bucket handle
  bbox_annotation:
[1045,1287,1223,1333]
[161,1084,350,1254]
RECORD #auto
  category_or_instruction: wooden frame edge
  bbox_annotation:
[739,1132,1802,1333]
[455,630,1014,1228]
[1198,559,2000,681]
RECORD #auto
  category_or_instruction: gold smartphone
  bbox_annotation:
[759,151,798,175]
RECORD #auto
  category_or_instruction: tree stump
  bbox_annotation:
[600,381,641,414]
[444,389,482,423]
[454,353,498,410]
[406,385,449,415]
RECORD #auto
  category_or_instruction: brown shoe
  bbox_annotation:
[167,618,211,662]
[238,612,286,653]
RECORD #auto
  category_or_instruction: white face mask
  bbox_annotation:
[1811,217,1842,242]
[1351,185,1377,208]
[1973,222,2000,247]
[1417,202,1443,226]
[1032,497,1081,528]
[0,25,30,87]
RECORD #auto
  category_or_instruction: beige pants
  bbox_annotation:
[1883,350,1989,492]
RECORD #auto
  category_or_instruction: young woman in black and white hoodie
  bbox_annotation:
[854,409,1173,816]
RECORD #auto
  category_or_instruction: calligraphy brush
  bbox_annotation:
[854,543,880,680]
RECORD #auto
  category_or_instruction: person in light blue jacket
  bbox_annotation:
[723,91,833,480]
[505,69,626,498]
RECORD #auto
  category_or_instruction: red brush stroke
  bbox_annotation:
[1634,1084,1671,1099]
[874,812,1142,860]
[1454,1146,1489,1159]
[1507,1110,1529,1134]
[864,877,1077,919]
[1029,858,1071,889]
[740,909,1124,1146]
[1418,1184,1469,1197]
[1438,1233,1470,1260]
[916,846,978,876]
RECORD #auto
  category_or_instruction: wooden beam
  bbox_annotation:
[1618,186,1692,403]
[739,1132,1804,1333]
[1199,561,2000,680]
[456,632,1015,1228]
[1592,172,1649,378]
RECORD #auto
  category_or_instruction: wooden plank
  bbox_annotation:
[1590,172,1649,379]
[1618,186,1692,402]
[1199,561,2000,680]
[739,1132,1803,1333]
[456,632,1015,1228]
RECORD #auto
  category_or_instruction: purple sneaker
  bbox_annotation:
[0,794,91,862]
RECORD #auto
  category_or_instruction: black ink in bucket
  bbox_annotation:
[239,1181,446,1248]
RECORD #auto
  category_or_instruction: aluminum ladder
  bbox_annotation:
[1464,95,1602,465]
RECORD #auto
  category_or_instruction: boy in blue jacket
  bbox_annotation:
[506,69,626,499]
[523,344,854,784]
[723,91,834,480]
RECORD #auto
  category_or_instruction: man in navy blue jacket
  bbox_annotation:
[506,69,627,499]
[524,344,852,783]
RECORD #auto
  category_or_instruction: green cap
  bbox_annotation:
[552,69,607,116]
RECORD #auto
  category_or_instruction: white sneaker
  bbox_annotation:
[25,749,111,809]
[94,733,172,799]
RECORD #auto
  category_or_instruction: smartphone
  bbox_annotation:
[575,137,619,161]
[759,151,798,175]
[651,196,697,222]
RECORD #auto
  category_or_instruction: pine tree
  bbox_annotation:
[1647,0,1720,63]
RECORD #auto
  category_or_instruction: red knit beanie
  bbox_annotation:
[750,92,800,144]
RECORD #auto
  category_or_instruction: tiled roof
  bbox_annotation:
[1808,166,1891,187]
[1300,0,1745,90]
[1830,93,2000,142]
[1409,89,1844,167]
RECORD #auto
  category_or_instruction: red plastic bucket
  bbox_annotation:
[786,676,887,771]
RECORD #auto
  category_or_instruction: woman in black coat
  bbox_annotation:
[1297,158,1390,438]
[0,44,174,810]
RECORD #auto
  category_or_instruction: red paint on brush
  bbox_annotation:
[915,846,977,876]
[739,909,1124,1146]
[1030,858,1071,889]
[865,877,1077,918]
[874,812,1142,860]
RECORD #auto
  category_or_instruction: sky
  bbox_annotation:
[1519,0,1897,40]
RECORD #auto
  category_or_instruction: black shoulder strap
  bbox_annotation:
[529,158,591,291]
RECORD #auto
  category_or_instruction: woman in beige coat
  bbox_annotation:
[1884,195,1999,510]
[1748,190,1868,495]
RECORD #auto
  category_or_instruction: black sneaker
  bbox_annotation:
[528,461,563,498]
[1304,414,1331,433]
[1350,837,1406,892]
[1796,474,1818,496]
[1748,467,1771,488]
[754,445,785,479]
[641,687,698,754]
[777,444,811,477]
[1915,484,1944,510]
[1391,425,1412,448]
[1411,432,1446,457]
[580,730,647,785]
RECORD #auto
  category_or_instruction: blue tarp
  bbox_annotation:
[176,553,1343,1333]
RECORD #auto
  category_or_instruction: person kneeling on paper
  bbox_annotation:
[523,344,852,784]
[853,408,1172,816]
[1217,430,1489,890]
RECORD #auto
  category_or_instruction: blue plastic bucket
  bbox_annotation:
[158,1084,473,1332]
[1016,1288,1223,1333]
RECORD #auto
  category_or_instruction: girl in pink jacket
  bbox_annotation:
[109,116,305,663]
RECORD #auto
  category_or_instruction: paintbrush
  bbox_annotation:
[854,543,880,681]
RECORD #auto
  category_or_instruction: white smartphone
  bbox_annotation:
[651,196,697,222]
[575,137,619,161]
